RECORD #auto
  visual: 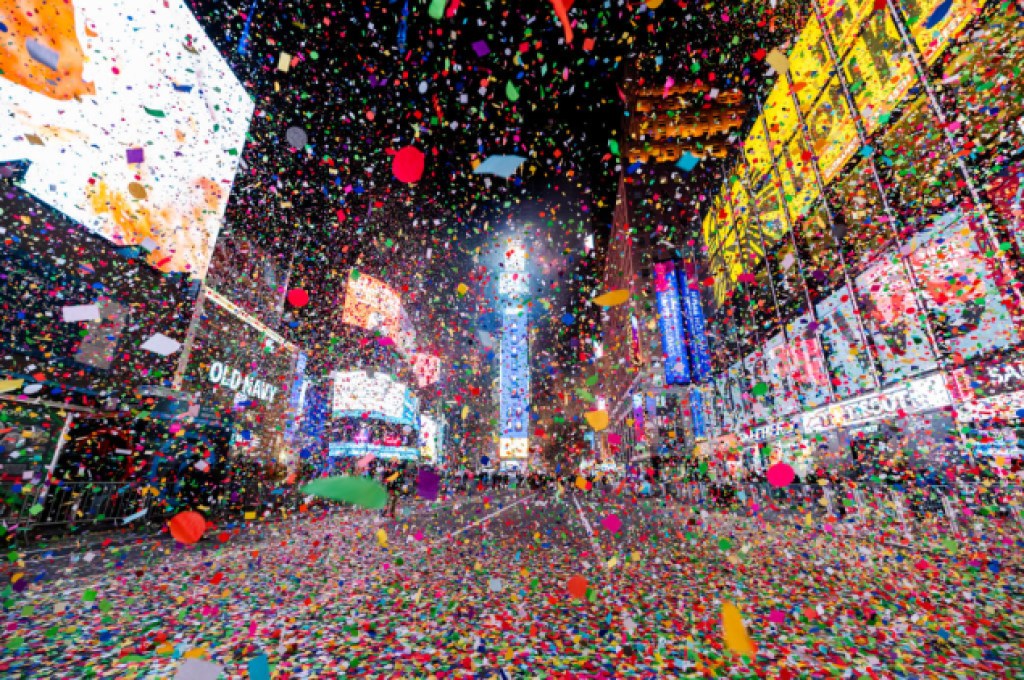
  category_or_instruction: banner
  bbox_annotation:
[653,261,691,385]
[681,262,712,382]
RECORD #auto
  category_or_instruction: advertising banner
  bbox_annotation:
[816,286,875,398]
[500,310,529,442]
[785,315,832,409]
[328,442,419,461]
[690,387,708,440]
[802,372,951,433]
[332,370,419,427]
[653,261,691,385]
[419,413,441,464]
[907,209,1020,361]
[284,353,308,445]
[181,291,297,459]
[681,262,712,382]
[343,271,418,357]
[855,255,939,382]
[0,0,253,278]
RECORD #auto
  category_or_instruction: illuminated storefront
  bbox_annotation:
[698,0,1024,468]
[177,287,300,463]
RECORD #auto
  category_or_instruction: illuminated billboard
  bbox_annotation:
[855,259,939,381]
[680,262,711,382]
[499,437,529,459]
[332,370,419,427]
[816,286,875,399]
[419,413,442,464]
[342,271,417,357]
[500,310,529,441]
[410,352,442,387]
[653,261,691,385]
[328,442,419,461]
[907,210,1020,360]
[0,0,254,279]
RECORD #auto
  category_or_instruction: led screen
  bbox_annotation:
[328,442,419,461]
[342,271,417,356]
[419,413,440,464]
[500,438,528,459]
[855,255,939,382]
[765,332,800,416]
[0,0,253,278]
[500,310,529,442]
[907,210,1020,359]
[783,315,831,409]
[681,262,712,381]
[816,286,875,399]
[332,370,419,426]
[653,261,690,385]
[410,352,442,388]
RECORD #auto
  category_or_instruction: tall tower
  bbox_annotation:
[498,243,530,467]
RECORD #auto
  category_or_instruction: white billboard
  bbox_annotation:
[419,413,439,464]
[0,0,253,279]
[332,370,419,426]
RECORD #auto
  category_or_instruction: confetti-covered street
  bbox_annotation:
[3,488,1022,678]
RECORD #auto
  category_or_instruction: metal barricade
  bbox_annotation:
[15,481,153,531]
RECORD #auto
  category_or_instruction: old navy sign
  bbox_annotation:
[208,361,280,402]
[653,261,690,385]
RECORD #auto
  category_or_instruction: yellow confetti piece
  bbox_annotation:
[592,289,629,307]
[0,378,25,394]
[722,601,755,657]
[584,410,609,431]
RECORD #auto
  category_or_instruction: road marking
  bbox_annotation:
[572,495,602,557]
[433,493,537,543]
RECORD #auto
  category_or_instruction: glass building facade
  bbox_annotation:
[700,0,1024,469]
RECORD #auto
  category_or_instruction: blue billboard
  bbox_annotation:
[500,310,530,438]
[653,260,691,385]
[284,352,308,444]
[680,262,712,382]
[690,388,707,439]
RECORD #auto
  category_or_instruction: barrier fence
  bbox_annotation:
[0,480,308,545]
[663,479,1024,540]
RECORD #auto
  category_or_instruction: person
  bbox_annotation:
[384,464,403,519]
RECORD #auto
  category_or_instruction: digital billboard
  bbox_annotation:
[499,310,529,440]
[653,261,691,385]
[328,442,419,461]
[763,333,799,416]
[284,352,308,445]
[743,350,771,423]
[784,316,832,409]
[907,210,1021,360]
[332,370,419,427]
[855,256,939,382]
[410,352,442,387]
[0,0,254,279]
[499,437,529,460]
[342,271,417,357]
[690,387,708,440]
[816,286,875,398]
[681,262,712,382]
[419,413,442,464]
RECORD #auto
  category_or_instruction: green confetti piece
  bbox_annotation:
[143,107,166,118]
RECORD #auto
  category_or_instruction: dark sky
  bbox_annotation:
[186,0,799,409]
